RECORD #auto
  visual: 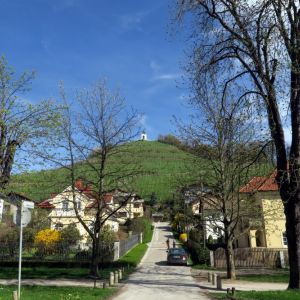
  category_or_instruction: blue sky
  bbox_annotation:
[0,0,190,140]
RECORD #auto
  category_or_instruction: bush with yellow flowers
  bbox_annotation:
[34,229,61,255]
[179,233,187,243]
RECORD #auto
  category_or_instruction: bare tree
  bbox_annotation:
[0,56,61,190]
[176,75,265,279]
[41,80,141,277]
[176,0,300,288]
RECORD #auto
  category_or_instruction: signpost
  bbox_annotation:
[13,200,35,300]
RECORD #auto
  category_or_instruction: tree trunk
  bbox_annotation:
[90,238,100,278]
[284,197,300,289]
[284,41,300,288]
[225,237,236,280]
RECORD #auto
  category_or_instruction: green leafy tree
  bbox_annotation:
[60,224,81,248]
[0,56,61,190]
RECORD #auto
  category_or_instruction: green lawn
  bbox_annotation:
[0,266,118,280]
[119,243,148,268]
[0,226,153,281]
[0,285,115,300]
[192,264,215,270]
[237,274,289,283]
[211,290,300,300]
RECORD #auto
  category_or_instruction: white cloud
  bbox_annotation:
[152,73,181,81]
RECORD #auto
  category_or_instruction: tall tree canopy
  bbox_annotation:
[0,56,60,189]
[176,0,300,288]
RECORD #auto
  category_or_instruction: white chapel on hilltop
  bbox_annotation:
[140,131,148,141]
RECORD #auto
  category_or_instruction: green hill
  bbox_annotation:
[9,141,204,202]
[8,141,273,203]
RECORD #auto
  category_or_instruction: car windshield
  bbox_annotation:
[169,248,186,255]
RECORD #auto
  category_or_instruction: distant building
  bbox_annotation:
[140,131,148,141]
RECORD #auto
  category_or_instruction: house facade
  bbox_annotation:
[38,180,144,243]
[237,172,287,249]
[182,185,225,241]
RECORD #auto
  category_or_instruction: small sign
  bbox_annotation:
[13,207,32,228]
[23,201,34,209]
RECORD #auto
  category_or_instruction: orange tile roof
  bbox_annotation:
[85,194,113,209]
[38,199,55,209]
[240,172,278,193]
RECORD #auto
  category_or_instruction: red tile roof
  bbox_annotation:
[240,172,278,193]
[38,200,55,209]
[85,194,113,209]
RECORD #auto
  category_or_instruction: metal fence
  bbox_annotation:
[119,234,139,257]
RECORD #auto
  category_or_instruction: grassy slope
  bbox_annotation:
[9,141,202,202]
[9,141,273,202]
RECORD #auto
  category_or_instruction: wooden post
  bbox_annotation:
[118,269,122,280]
[232,287,235,296]
[214,273,218,286]
[12,291,18,300]
[212,273,216,285]
[208,272,212,283]
[114,270,119,284]
[102,282,107,289]
[216,275,222,290]
[109,272,114,286]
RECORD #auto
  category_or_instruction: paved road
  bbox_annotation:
[113,222,209,300]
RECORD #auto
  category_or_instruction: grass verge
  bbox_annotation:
[192,264,216,270]
[0,267,90,280]
[0,285,116,300]
[236,274,289,283]
[211,290,300,300]
[119,243,148,268]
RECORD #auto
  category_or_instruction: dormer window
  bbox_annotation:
[62,199,69,211]
[76,201,81,210]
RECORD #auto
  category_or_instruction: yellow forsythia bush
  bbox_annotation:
[34,229,61,247]
[179,233,187,243]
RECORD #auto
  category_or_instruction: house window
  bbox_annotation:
[282,232,288,246]
[76,201,81,210]
[62,200,69,211]
[55,223,63,231]
[134,203,140,208]
[118,212,127,218]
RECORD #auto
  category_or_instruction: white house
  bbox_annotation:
[38,180,144,243]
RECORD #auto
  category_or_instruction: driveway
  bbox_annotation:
[113,222,210,300]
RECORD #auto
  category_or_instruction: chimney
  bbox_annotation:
[75,179,84,190]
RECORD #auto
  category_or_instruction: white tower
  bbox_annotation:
[140,131,148,141]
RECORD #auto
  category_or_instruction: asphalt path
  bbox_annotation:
[113,222,209,300]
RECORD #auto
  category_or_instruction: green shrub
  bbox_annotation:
[128,217,153,243]
[188,244,210,265]
[60,224,81,248]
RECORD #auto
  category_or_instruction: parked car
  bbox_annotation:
[167,248,188,266]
